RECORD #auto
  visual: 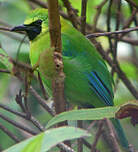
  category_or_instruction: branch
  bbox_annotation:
[62,0,79,28]
[0,113,37,135]
[29,86,55,116]
[114,0,121,61]
[106,0,113,55]
[122,8,137,29]
[0,102,45,132]
[86,26,138,38]
[47,0,66,118]
[120,37,138,45]
[80,0,88,34]
[92,0,108,32]
[37,71,49,100]
[104,119,121,152]
[91,120,104,152]
[0,123,20,143]
[77,108,83,152]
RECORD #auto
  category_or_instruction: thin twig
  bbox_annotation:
[107,0,113,55]
[92,0,108,32]
[86,26,138,38]
[91,120,104,152]
[29,86,55,116]
[114,0,121,59]
[111,0,121,75]
[62,0,79,28]
[104,119,121,152]
[120,37,138,45]
[81,139,92,149]
[87,121,97,131]
[114,76,120,93]
[80,0,88,34]
[38,71,49,100]
[119,8,137,39]
[0,113,37,135]
[122,8,137,30]
[0,123,20,143]
[0,102,45,131]
[77,107,83,152]
[129,5,138,38]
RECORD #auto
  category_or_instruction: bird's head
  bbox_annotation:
[11,9,49,41]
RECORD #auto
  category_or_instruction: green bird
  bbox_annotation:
[12,8,129,149]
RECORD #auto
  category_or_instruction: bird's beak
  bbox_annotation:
[11,24,28,32]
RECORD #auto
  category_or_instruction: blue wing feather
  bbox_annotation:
[87,71,113,106]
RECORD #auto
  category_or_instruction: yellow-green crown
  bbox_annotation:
[25,8,48,26]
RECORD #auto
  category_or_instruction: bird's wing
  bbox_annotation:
[62,30,114,107]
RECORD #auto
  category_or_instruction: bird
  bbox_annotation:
[11,8,129,150]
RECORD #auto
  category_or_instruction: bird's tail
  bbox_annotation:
[111,118,129,150]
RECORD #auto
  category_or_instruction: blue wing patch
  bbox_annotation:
[87,71,113,106]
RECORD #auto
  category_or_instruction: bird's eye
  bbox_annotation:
[29,19,43,27]
[35,19,42,25]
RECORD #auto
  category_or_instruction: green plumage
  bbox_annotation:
[12,8,129,150]
[28,9,114,107]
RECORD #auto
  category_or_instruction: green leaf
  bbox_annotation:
[0,48,13,71]
[46,107,118,129]
[4,126,90,152]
